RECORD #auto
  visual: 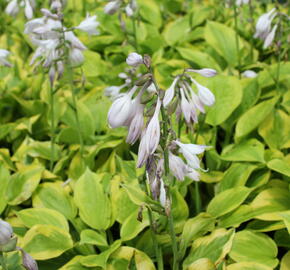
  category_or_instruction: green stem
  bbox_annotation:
[145,177,164,270]
[233,1,241,78]
[168,203,179,270]
[49,83,55,171]
[0,251,7,270]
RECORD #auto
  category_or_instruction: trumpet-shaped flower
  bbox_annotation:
[0,49,12,67]
[5,0,35,19]
[69,48,84,66]
[186,167,200,181]
[186,68,217,78]
[107,86,137,128]
[144,99,161,154]
[254,8,276,40]
[76,15,100,36]
[263,24,278,49]
[163,77,179,107]
[137,132,150,168]
[104,0,121,15]
[126,52,143,67]
[169,152,188,181]
[191,78,215,107]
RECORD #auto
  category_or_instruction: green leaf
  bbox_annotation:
[279,211,290,234]
[59,256,88,270]
[0,163,10,214]
[138,0,162,28]
[207,187,252,218]
[281,251,290,270]
[204,21,242,66]
[258,109,290,149]
[235,97,278,139]
[187,258,215,270]
[6,163,44,205]
[74,169,112,230]
[229,230,278,268]
[27,140,61,161]
[219,163,257,191]
[267,158,290,177]
[120,210,149,241]
[205,75,242,125]
[22,224,73,260]
[183,229,235,268]
[80,229,108,247]
[226,262,272,270]
[221,139,265,163]
[33,182,77,220]
[17,208,69,231]
[83,50,105,77]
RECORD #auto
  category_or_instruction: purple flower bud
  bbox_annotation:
[126,52,143,67]
[163,77,179,107]
[19,248,38,270]
[0,220,13,246]
[104,0,121,15]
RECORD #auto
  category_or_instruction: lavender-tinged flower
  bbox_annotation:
[0,49,12,67]
[107,86,137,128]
[242,70,258,78]
[163,77,179,107]
[18,248,38,270]
[24,0,34,19]
[5,0,35,19]
[263,24,278,49]
[76,15,100,36]
[125,5,134,17]
[186,68,217,78]
[186,167,200,181]
[254,8,276,40]
[126,52,143,67]
[69,48,84,66]
[5,0,20,17]
[144,98,161,155]
[180,88,194,124]
[159,179,166,207]
[168,152,188,181]
[175,140,209,170]
[137,132,150,168]
[191,78,215,107]
[0,219,13,246]
[104,0,121,15]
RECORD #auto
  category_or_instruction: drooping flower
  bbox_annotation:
[5,0,35,19]
[263,24,278,49]
[186,68,217,78]
[163,77,179,107]
[168,152,188,181]
[191,78,215,107]
[126,52,143,67]
[107,86,137,128]
[0,49,12,67]
[0,219,13,246]
[18,248,38,270]
[76,15,100,36]
[137,132,150,168]
[104,0,121,15]
[254,8,276,41]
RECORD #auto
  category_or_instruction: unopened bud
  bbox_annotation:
[186,68,217,78]
[18,248,39,270]
[126,52,143,67]
[135,73,152,86]
[165,199,171,216]
[141,91,155,104]
[143,54,151,69]
[167,97,179,115]
[0,220,13,246]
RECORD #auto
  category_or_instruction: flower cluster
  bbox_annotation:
[5,0,35,19]
[107,52,216,206]
[24,0,99,84]
[254,8,278,49]
[104,0,137,17]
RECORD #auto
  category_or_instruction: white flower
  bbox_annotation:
[107,86,137,128]
[125,5,134,17]
[126,101,144,144]
[137,131,150,168]
[242,70,258,78]
[175,140,209,169]
[126,52,143,67]
[163,77,179,107]
[69,48,84,66]
[104,84,127,100]
[76,15,100,36]
[5,0,19,16]
[159,178,166,207]
[147,83,157,93]
[186,68,217,78]
[186,167,200,181]
[169,152,188,181]
[144,99,161,154]
[0,219,13,246]
[104,0,121,15]
[254,8,276,40]
[0,49,12,67]
[263,24,278,49]
[24,0,34,19]
[180,87,195,124]
[191,78,215,107]
[64,31,87,50]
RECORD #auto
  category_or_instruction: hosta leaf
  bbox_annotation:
[235,97,278,139]
[183,229,235,268]
[22,224,73,260]
[33,182,77,220]
[207,187,252,217]
[281,251,290,270]
[229,230,278,268]
[221,139,265,163]
[0,163,10,214]
[74,169,112,230]
[226,262,272,270]
[17,208,69,231]
[59,256,87,270]
[187,258,215,270]
[267,158,290,177]
[204,75,242,125]
[80,229,108,247]
[6,163,44,205]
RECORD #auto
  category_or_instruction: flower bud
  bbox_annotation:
[126,52,143,67]
[24,0,34,19]
[0,220,13,246]
[5,0,19,17]
[143,55,151,69]
[163,77,179,107]
[191,79,215,107]
[17,248,39,270]
[135,73,152,86]
[125,5,134,17]
[186,68,217,78]
[104,0,121,15]
[242,70,257,78]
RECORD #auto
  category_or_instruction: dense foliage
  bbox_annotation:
[0,0,289,269]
